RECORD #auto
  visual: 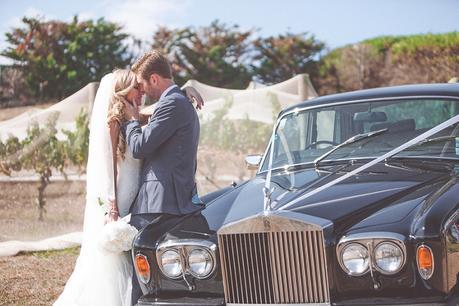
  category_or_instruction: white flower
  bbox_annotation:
[98,218,138,253]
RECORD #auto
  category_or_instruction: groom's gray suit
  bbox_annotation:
[123,85,201,304]
[124,85,201,217]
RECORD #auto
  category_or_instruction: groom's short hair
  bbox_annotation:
[132,50,172,80]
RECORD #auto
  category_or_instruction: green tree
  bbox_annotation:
[2,16,132,101]
[0,111,90,220]
[62,108,90,173]
[151,20,254,88]
[252,32,325,85]
[20,113,67,220]
[0,135,23,175]
[316,32,459,95]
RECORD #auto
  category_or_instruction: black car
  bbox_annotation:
[132,83,459,306]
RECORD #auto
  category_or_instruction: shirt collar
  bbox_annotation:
[160,84,179,100]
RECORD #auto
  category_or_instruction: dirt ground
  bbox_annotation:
[0,248,79,305]
[0,181,86,242]
[0,179,85,305]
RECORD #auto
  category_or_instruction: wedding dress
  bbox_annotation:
[54,73,142,306]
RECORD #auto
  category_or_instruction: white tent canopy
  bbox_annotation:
[178,74,317,124]
[0,82,99,140]
[140,74,317,124]
[0,74,317,140]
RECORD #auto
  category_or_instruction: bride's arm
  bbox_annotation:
[182,86,204,110]
[108,120,120,222]
[137,86,204,126]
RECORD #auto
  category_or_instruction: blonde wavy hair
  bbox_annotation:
[107,69,137,160]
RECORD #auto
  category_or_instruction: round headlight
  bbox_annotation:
[188,248,214,278]
[341,243,369,275]
[160,250,183,278]
[374,242,404,274]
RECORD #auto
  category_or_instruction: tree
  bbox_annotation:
[2,16,132,101]
[0,110,90,220]
[62,108,90,173]
[315,32,459,95]
[151,21,254,88]
[252,32,325,85]
[20,113,67,220]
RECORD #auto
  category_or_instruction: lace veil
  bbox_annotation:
[54,73,131,306]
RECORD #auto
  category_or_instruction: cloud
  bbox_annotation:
[78,11,97,22]
[105,0,190,42]
[6,6,57,31]
[23,7,47,19]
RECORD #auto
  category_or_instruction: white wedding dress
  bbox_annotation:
[54,74,142,306]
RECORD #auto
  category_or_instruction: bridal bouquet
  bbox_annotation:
[98,216,138,254]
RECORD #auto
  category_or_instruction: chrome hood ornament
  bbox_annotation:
[263,124,277,212]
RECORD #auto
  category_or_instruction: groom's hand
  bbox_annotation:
[124,100,140,121]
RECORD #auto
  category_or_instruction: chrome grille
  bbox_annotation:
[218,223,330,304]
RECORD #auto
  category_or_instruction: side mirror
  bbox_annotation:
[245,154,262,170]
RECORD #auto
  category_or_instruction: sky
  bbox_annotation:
[0,0,458,65]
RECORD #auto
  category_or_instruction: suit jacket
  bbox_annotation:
[124,87,201,215]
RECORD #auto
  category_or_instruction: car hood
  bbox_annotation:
[200,160,456,235]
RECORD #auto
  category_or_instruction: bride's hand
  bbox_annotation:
[106,199,120,223]
[183,86,204,110]
[124,99,140,120]
[107,210,119,223]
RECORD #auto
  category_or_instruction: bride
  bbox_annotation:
[54,69,202,306]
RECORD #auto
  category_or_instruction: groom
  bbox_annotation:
[123,50,201,304]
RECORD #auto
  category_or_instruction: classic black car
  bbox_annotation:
[132,83,459,305]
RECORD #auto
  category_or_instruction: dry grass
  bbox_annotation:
[0,181,86,242]
[0,248,79,306]
[0,180,85,304]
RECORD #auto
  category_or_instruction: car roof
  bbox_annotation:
[282,83,459,115]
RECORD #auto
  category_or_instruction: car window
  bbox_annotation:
[316,110,336,144]
[364,100,458,132]
[262,98,459,171]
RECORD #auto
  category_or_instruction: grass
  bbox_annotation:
[0,247,80,305]
[26,246,81,259]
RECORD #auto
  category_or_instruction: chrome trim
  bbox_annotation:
[245,154,263,170]
[258,95,459,175]
[416,244,435,280]
[156,239,217,280]
[218,211,331,304]
[373,241,405,275]
[187,247,215,279]
[218,210,332,234]
[339,242,370,276]
[444,210,459,291]
[336,232,407,276]
[338,232,406,244]
[157,239,216,250]
[442,209,459,234]
[227,303,330,306]
[156,249,183,280]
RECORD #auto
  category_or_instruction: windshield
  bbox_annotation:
[261,98,459,171]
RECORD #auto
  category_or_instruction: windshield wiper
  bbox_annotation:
[405,135,456,147]
[314,128,388,168]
